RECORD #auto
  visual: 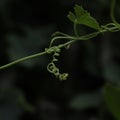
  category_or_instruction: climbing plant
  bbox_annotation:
[0,0,120,120]
[0,0,120,81]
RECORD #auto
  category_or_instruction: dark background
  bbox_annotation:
[0,0,120,120]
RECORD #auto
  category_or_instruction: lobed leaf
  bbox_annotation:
[67,5,100,30]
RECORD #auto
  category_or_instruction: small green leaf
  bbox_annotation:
[104,84,120,120]
[67,11,76,22]
[67,5,100,30]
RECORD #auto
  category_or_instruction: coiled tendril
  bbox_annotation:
[46,47,68,81]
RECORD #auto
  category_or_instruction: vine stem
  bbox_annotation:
[0,51,46,70]
[110,0,120,27]
[74,19,79,36]
[0,40,74,70]
[49,36,74,48]
[49,24,120,47]
[111,0,116,23]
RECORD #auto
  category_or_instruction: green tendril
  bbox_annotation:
[101,23,120,32]
[47,48,68,81]
[74,19,79,36]
[110,0,120,27]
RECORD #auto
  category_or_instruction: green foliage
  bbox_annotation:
[67,5,100,30]
[104,84,120,120]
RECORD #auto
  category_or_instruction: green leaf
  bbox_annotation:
[67,5,100,30]
[104,84,120,120]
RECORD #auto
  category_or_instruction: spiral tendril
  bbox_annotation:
[47,47,68,81]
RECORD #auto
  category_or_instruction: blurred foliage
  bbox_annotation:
[0,0,120,120]
[104,84,120,120]
[7,25,53,67]
[0,88,33,120]
[69,90,102,110]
